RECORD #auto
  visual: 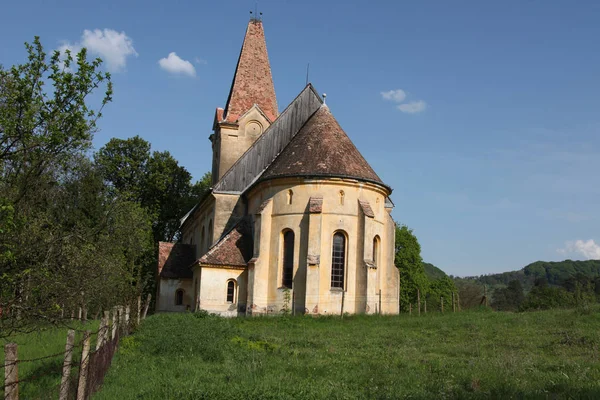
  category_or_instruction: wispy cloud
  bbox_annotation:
[398,100,427,114]
[380,88,427,114]
[159,52,196,77]
[381,89,406,102]
[557,239,600,260]
[59,29,138,72]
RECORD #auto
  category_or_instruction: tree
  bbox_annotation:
[395,223,427,311]
[0,37,155,337]
[94,136,211,242]
[491,280,525,311]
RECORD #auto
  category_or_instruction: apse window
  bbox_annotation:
[331,231,346,289]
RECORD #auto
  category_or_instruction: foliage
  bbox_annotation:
[95,136,211,243]
[423,262,447,280]
[94,309,600,399]
[491,280,525,311]
[395,223,427,311]
[0,37,151,337]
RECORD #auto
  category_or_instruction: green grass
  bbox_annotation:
[1,321,99,400]
[94,308,600,399]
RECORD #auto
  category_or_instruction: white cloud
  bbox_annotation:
[398,100,427,114]
[381,89,406,103]
[59,29,137,72]
[159,52,196,77]
[558,239,600,260]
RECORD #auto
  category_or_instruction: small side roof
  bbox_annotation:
[158,242,195,279]
[195,219,253,268]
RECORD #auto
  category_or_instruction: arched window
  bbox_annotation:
[287,189,293,205]
[331,232,346,288]
[200,225,205,253]
[226,280,236,303]
[175,289,184,306]
[339,190,345,205]
[282,230,295,288]
[373,235,380,267]
[208,220,213,249]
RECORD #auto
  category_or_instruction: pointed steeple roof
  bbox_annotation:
[260,105,388,190]
[222,20,278,123]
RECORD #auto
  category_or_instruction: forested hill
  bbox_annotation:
[466,260,600,289]
[423,262,448,280]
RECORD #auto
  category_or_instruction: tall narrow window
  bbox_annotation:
[331,232,346,288]
[373,235,380,267]
[226,280,235,303]
[339,190,345,205]
[200,226,205,253]
[287,189,293,205]
[282,230,295,288]
[208,220,213,249]
[175,289,184,306]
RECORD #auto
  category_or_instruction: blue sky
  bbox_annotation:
[2,0,600,276]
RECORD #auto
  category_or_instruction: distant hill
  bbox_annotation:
[423,262,448,280]
[462,260,600,289]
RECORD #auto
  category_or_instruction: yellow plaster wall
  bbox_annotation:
[193,266,247,317]
[156,278,193,312]
[246,177,398,315]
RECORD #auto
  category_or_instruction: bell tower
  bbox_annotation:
[211,18,278,184]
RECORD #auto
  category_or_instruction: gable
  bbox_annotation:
[213,84,323,193]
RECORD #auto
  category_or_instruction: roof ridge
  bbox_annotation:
[213,84,323,192]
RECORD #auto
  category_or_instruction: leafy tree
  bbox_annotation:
[95,137,209,242]
[395,223,427,311]
[0,37,155,337]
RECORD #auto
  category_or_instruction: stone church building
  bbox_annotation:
[156,18,399,316]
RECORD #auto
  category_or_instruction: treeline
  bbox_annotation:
[0,38,206,337]
[462,260,600,290]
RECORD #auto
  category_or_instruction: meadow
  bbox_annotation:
[91,308,600,399]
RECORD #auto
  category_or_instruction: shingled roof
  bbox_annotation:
[197,219,253,268]
[222,20,278,123]
[158,242,195,279]
[259,105,386,187]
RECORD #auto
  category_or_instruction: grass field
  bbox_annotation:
[1,321,99,400]
[93,308,600,399]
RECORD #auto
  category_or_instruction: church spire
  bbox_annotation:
[222,19,278,123]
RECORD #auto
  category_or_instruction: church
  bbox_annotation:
[156,17,400,316]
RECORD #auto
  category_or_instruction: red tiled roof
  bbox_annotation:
[158,242,195,279]
[358,200,375,218]
[223,20,278,123]
[260,106,386,188]
[198,220,253,267]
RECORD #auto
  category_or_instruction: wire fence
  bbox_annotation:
[2,294,151,400]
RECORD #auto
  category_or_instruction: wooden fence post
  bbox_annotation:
[142,294,151,319]
[96,314,107,351]
[457,291,461,311]
[111,308,118,340]
[76,331,91,400]
[441,296,444,313]
[417,289,421,316]
[4,343,18,400]
[409,303,412,316]
[452,292,456,312]
[424,299,427,314]
[78,307,82,321]
[59,330,75,400]
[340,290,345,318]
